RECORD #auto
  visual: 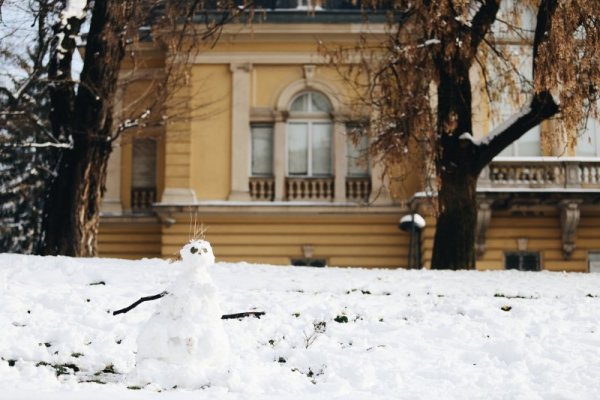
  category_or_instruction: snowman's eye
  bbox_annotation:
[190,247,198,254]
[202,248,208,254]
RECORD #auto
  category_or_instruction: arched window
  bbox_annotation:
[287,92,333,176]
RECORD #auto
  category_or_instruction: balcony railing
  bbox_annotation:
[286,177,334,201]
[346,176,371,202]
[249,176,372,201]
[249,176,275,201]
[131,187,156,211]
[478,159,600,189]
[241,0,366,10]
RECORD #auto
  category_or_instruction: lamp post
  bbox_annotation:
[399,213,426,269]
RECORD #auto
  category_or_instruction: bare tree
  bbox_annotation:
[1,0,248,256]
[0,0,62,253]
[327,0,600,269]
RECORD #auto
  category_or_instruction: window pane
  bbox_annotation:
[312,123,332,175]
[505,253,520,270]
[288,123,308,175]
[505,252,540,271]
[251,125,273,175]
[311,92,332,112]
[132,138,156,188]
[347,132,369,177]
[576,117,598,157]
[521,253,540,271]
[292,258,327,267]
[497,127,541,157]
[290,93,309,112]
[498,143,515,157]
[493,46,541,158]
[589,252,600,273]
[516,127,541,156]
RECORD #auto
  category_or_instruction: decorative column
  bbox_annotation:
[228,62,252,201]
[475,199,493,258]
[102,85,123,213]
[477,165,492,188]
[161,63,196,204]
[333,120,347,203]
[101,139,123,213]
[559,199,582,259]
[565,162,582,188]
[548,120,572,157]
[273,111,287,201]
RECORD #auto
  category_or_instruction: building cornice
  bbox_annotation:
[153,202,405,216]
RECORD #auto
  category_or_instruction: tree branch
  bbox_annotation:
[112,291,266,320]
[112,291,168,315]
[474,0,561,171]
[532,0,558,82]
[475,91,558,170]
[221,312,266,320]
[48,9,87,141]
[466,0,501,61]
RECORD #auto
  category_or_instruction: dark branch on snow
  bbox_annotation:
[112,291,168,315]
[112,292,266,320]
[221,312,266,320]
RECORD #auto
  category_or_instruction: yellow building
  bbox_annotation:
[99,3,600,272]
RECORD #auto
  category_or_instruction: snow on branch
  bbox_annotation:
[115,109,152,135]
[475,92,558,170]
[53,0,88,68]
[464,103,533,148]
[395,39,440,54]
[62,0,88,21]
[0,136,73,149]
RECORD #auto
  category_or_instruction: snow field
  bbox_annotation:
[0,253,600,399]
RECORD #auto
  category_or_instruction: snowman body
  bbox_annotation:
[135,240,230,388]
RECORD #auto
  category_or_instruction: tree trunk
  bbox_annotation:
[430,47,479,269]
[431,169,478,270]
[42,0,134,256]
[42,139,112,256]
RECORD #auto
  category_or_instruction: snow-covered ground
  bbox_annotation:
[1,253,600,399]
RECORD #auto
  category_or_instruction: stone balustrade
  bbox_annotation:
[249,176,275,201]
[131,187,156,210]
[345,176,371,203]
[478,159,600,189]
[249,175,372,202]
[285,177,334,201]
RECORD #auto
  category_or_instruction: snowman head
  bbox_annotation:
[180,240,215,268]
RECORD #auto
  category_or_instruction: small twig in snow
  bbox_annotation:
[112,291,168,315]
[112,292,266,319]
[221,311,266,320]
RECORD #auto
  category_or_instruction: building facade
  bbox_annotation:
[98,3,600,271]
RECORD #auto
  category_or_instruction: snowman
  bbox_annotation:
[135,240,231,389]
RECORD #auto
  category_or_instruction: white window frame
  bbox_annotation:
[250,123,274,177]
[346,123,370,178]
[286,92,333,177]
